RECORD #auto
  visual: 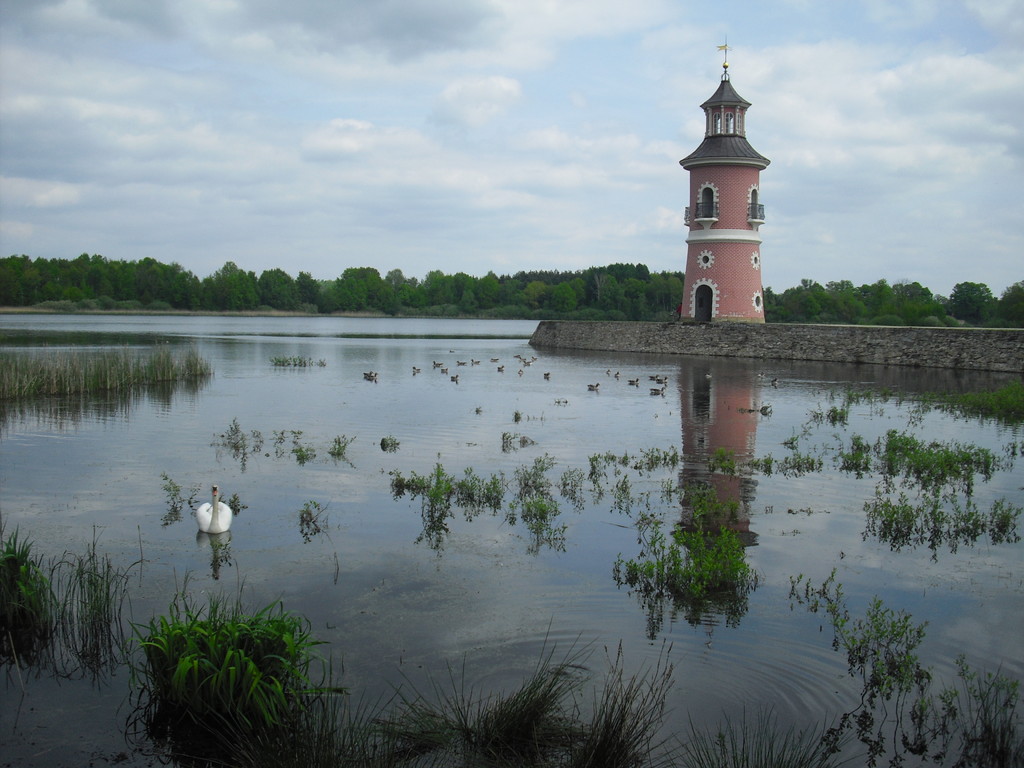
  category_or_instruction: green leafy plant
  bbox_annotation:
[0,527,55,663]
[133,595,337,739]
[327,434,355,461]
[614,484,758,637]
[298,501,329,543]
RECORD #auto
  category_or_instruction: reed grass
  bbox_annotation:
[384,643,586,764]
[230,692,408,768]
[679,709,846,768]
[51,534,134,676]
[568,644,676,768]
[0,346,211,400]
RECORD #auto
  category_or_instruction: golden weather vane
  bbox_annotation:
[717,38,731,77]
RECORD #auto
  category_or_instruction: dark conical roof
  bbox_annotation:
[700,77,751,109]
[680,135,770,169]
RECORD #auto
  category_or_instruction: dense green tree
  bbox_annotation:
[550,282,577,312]
[296,271,320,308]
[946,282,995,325]
[422,270,454,306]
[204,261,259,311]
[522,281,549,309]
[995,281,1024,327]
[477,273,501,309]
[257,268,299,310]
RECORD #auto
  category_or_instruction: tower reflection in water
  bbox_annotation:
[673,364,765,632]
[679,365,761,545]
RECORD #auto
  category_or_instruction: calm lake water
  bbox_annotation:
[1,314,1021,766]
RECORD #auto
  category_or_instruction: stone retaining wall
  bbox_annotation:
[529,321,1024,373]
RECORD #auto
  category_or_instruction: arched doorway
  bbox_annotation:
[694,284,713,322]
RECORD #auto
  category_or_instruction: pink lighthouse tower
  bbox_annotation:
[680,51,770,322]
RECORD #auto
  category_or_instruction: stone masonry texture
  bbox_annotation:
[529,321,1024,373]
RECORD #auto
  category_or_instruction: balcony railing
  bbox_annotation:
[685,202,719,226]
[694,201,719,219]
[748,203,765,222]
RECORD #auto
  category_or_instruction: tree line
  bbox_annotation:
[1,253,1021,327]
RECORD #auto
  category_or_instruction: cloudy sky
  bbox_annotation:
[1,0,1021,296]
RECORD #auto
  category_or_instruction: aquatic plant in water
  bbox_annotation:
[0,346,211,400]
[298,500,329,543]
[212,418,264,471]
[269,356,326,367]
[786,571,1021,766]
[680,709,847,768]
[863,490,1021,558]
[614,483,759,637]
[51,535,134,677]
[133,595,336,741]
[327,434,355,461]
[0,527,55,664]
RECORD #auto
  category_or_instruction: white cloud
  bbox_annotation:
[434,75,522,127]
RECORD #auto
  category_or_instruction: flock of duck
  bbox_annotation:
[363,354,682,396]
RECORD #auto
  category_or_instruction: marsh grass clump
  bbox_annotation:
[810,402,851,426]
[680,709,846,768]
[568,644,676,768]
[133,594,335,745]
[559,467,587,511]
[379,435,400,452]
[0,527,55,663]
[750,450,824,477]
[0,346,211,400]
[454,467,505,516]
[514,454,556,500]
[230,691,405,768]
[51,536,133,676]
[708,447,737,476]
[384,646,585,763]
[382,643,677,766]
[502,431,536,452]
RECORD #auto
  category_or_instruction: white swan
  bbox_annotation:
[196,484,233,534]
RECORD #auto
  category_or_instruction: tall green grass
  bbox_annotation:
[51,535,134,676]
[0,526,55,664]
[0,346,211,400]
[132,594,336,737]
